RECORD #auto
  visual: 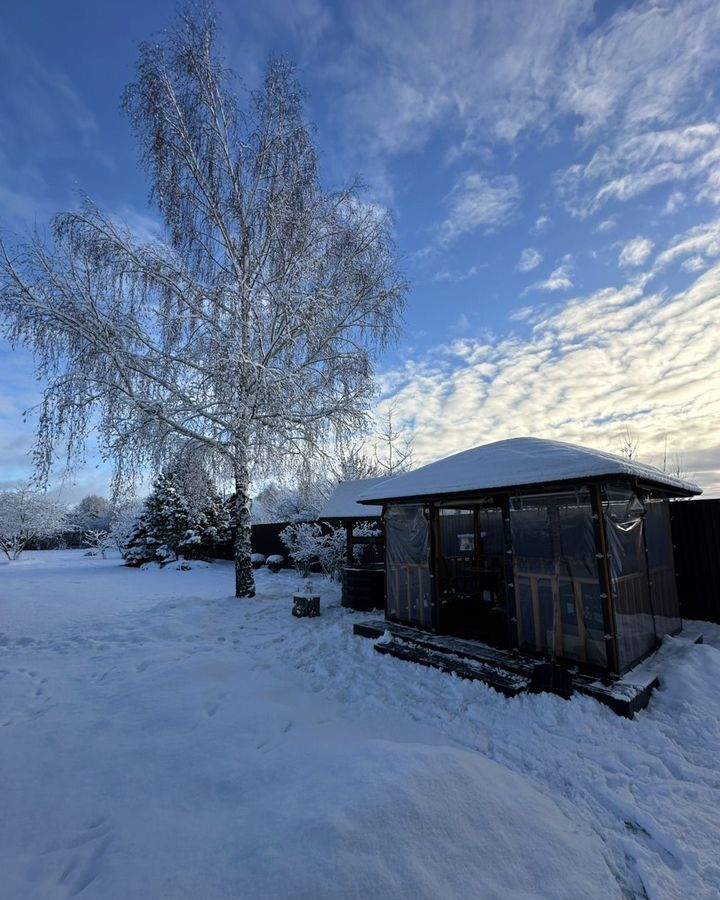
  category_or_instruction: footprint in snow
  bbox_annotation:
[624,820,682,871]
[2,669,53,726]
[43,816,114,898]
[136,659,162,673]
[256,720,293,751]
[204,691,229,717]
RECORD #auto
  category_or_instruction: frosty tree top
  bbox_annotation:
[0,6,407,597]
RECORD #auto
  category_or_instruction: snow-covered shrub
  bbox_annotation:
[319,527,347,580]
[251,553,266,569]
[279,522,321,575]
[266,554,285,573]
[353,521,382,539]
[0,487,68,561]
[82,529,111,558]
[280,522,346,580]
[351,520,384,567]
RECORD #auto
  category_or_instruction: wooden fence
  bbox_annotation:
[213,521,293,563]
[670,499,720,623]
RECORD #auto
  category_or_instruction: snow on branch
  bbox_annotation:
[280,522,346,580]
[0,487,68,561]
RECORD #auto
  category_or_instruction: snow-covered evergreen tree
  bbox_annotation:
[124,472,186,565]
[123,458,229,566]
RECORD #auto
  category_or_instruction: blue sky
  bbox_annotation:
[2,0,720,499]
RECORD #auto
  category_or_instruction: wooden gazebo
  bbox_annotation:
[357,437,700,676]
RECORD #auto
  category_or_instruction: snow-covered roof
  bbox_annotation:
[318,478,386,519]
[357,437,701,503]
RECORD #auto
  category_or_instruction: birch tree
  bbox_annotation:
[0,8,406,596]
[374,404,414,475]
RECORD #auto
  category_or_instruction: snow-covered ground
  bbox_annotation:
[1,552,719,900]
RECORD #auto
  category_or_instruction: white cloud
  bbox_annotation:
[334,0,591,155]
[517,248,543,272]
[596,218,616,233]
[0,35,106,229]
[433,264,486,283]
[556,123,720,217]
[559,0,720,139]
[0,344,43,481]
[664,190,686,214]
[527,263,574,293]
[654,220,720,270]
[226,0,333,64]
[681,255,707,273]
[435,173,520,246]
[327,0,720,161]
[378,255,720,496]
[0,339,118,502]
[509,305,536,322]
[619,237,654,268]
[452,313,471,333]
[0,178,55,231]
[532,215,551,234]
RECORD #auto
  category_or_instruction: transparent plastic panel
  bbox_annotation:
[510,490,606,668]
[604,487,656,671]
[385,504,432,628]
[644,498,681,636]
[438,509,474,557]
[479,507,505,555]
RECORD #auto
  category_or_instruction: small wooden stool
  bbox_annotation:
[292,595,321,617]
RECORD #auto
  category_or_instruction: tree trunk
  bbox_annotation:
[233,452,255,598]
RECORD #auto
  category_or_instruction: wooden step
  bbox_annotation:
[355,618,670,717]
[374,638,530,698]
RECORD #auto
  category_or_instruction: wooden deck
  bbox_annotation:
[352,618,702,717]
[374,640,529,697]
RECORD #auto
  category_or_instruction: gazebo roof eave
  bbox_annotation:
[357,472,698,507]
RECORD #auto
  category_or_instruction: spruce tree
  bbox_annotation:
[123,460,229,566]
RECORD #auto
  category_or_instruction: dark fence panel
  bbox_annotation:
[670,499,720,623]
[250,522,293,560]
[214,522,293,563]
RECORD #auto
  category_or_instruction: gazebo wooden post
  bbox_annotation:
[345,519,354,565]
[428,502,441,631]
[591,484,620,674]
[501,495,519,650]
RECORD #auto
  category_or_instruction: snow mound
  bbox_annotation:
[231,740,621,900]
